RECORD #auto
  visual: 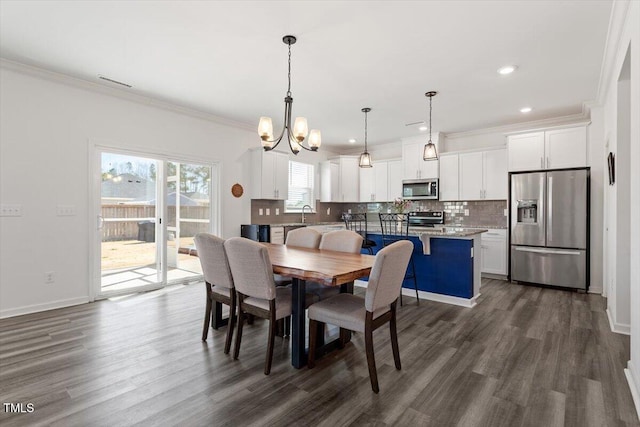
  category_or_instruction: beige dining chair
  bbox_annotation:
[307,240,413,393]
[307,229,364,301]
[224,237,293,375]
[285,227,322,248]
[194,233,236,354]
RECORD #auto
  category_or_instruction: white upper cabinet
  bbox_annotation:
[387,160,403,200]
[373,162,389,202]
[439,153,459,201]
[483,149,508,200]
[321,156,360,202]
[359,165,375,202]
[442,148,507,201]
[459,151,484,201]
[251,149,289,200]
[401,134,440,180]
[507,125,587,171]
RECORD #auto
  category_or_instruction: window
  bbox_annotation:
[285,161,314,212]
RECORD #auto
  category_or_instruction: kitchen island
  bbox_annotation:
[365,227,487,307]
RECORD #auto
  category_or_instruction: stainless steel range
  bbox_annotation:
[408,211,444,227]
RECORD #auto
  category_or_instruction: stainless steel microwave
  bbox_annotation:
[402,179,439,200]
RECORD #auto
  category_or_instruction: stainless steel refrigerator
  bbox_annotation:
[510,169,589,290]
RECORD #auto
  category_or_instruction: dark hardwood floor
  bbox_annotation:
[1,279,638,426]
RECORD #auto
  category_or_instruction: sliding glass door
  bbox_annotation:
[94,148,216,298]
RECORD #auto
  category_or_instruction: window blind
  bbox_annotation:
[286,161,314,211]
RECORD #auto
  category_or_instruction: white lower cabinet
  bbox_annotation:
[481,229,507,276]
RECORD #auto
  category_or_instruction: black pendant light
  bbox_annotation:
[359,108,373,168]
[423,91,438,161]
[258,35,321,154]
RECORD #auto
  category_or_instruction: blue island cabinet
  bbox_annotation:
[365,234,474,299]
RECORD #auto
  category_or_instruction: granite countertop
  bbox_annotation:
[367,225,488,238]
[266,222,344,227]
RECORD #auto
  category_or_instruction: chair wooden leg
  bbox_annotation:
[389,304,401,370]
[265,301,276,375]
[308,319,318,368]
[224,294,236,354]
[233,296,245,360]
[364,313,379,393]
[202,294,212,341]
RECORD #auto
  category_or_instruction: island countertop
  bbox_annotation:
[367,225,488,238]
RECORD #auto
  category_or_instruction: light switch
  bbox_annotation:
[504,209,508,216]
[266,208,270,215]
[259,208,263,216]
[0,204,22,217]
[326,208,330,215]
[275,208,279,215]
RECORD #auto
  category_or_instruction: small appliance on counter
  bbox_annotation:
[510,168,589,290]
[407,211,444,227]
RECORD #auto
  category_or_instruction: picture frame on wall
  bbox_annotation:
[607,152,615,185]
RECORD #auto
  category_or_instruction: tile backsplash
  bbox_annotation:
[251,199,508,228]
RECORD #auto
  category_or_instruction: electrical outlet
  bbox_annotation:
[348,209,352,214]
[0,204,22,217]
[275,208,279,215]
[258,208,263,216]
[45,271,55,284]
[326,207,330,215]
[266,208,270,215]
[504,209,508,216]
[56,205,77,216]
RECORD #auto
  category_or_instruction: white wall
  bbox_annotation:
[599,0,640,416]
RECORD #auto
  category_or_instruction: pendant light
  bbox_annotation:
[359,108,373,168]
[423,91,438,161]
[258,35,321,155]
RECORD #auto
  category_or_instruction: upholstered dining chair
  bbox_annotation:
[307,240,413,393]
[223,237,293,375]
[285,227,322,248]
[194,233,236,354]
[307,229,364,301]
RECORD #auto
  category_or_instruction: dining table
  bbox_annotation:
[261,242,376,368]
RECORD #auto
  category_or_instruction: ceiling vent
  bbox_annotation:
[98,75,132,88]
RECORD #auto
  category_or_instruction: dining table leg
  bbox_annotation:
[291,277,307,368]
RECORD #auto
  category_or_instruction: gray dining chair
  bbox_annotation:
[194,233,236,354]
[223,237,292,375]
[307,240,413,393]
[285,227,322,248]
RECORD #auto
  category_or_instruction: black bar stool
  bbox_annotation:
[378,213,419,305]
[342,213,376,255]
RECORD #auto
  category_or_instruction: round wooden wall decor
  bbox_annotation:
[231,183,244,198]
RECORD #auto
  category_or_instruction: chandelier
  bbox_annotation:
[359,108,372,168]
[423,91,438,161]
[258,35,321,154]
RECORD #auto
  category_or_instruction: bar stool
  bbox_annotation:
[342,213,376,254]
[378,213,419,305]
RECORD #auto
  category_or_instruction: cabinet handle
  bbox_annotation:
[540,157,544,168]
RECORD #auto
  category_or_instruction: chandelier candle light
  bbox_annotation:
[258,35,321,154]
[359,107,373,168]
[423,91,438,161]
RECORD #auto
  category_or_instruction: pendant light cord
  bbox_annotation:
[428,94,432,143]
[364,110,368,151]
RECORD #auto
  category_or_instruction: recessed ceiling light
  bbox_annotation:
[520,107,532,113]
[348,138,356,143]
[419,126,428,131]
[497,65,517,75]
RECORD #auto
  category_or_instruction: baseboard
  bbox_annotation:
[0,296,90,319]
[481,273,508,281]
[625,361,640,420]
[354,280,478,308]
[606,308,631,335]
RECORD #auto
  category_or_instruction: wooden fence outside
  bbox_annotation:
[102,204,210,241]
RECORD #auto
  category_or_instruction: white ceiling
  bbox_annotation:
[0,1,612,151]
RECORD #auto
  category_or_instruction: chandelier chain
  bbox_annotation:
[287,42,292,97]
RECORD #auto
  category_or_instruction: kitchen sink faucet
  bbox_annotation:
[301,205,312,223]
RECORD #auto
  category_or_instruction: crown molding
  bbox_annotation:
[445,106,591,140]
[0,58,255,132]
[596,0,632,105]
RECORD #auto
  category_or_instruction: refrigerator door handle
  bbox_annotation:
[514,247,582,256]
[547,176,553,243]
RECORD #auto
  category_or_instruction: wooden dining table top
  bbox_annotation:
[261,243,376,286]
